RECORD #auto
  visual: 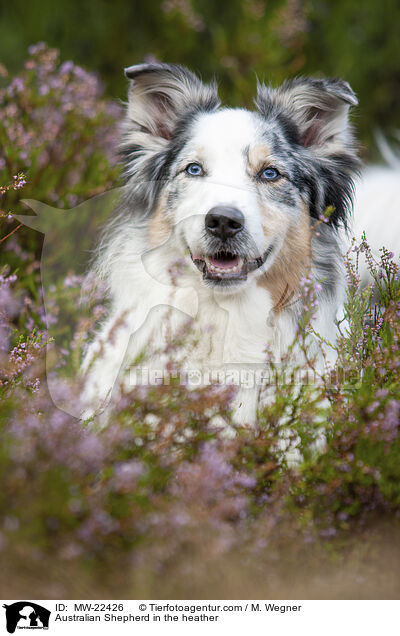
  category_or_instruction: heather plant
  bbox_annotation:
[1,238,400,597]
[0,43,121,311]
[0,43,120,208]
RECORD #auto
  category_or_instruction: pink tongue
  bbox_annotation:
[208,255,240,269]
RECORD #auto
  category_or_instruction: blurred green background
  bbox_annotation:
[0,0,399,155]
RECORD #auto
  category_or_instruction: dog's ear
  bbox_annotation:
[124,63,220,141]
[256,77,357,151]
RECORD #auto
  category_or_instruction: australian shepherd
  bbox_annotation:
[81,63,395,424]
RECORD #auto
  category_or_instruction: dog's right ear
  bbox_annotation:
[124,63,220,141]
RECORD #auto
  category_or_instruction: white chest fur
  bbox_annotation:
[82,273,290,420]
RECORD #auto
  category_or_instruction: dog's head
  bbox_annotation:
[121,63,359,293]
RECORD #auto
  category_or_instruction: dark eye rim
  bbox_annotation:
[259,166,282,182]
[185,162,205,177]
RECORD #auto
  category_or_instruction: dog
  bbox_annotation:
[81,62,382,425]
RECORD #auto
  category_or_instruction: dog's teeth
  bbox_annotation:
[204,257,243,276]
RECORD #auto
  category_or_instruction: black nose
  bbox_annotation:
[205,206,245,240]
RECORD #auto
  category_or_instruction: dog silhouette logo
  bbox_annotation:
[3,602,51,633]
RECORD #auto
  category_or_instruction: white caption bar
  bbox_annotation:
[1,599,399,635]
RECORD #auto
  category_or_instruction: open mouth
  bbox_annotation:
[190,247,273,284]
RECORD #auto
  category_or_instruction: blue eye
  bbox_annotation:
[185,162,204,176]
[261,167,280,181]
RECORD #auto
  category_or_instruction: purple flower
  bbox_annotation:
[59,61,74,74]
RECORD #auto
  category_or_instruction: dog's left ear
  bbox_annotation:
[124,63,220,141]
[256,77,358,150]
